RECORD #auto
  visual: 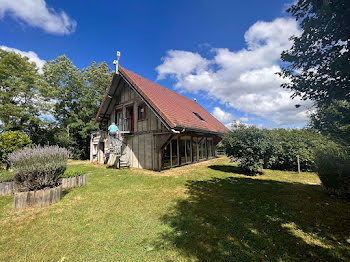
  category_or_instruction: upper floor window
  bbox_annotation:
[138,105,146,120]
[193,112,205,122]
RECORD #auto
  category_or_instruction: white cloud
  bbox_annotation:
[156,50,210,80]
[0,45,45,73]
[0,0,76,35]
[212,107,234,123]
[156,18,311,126]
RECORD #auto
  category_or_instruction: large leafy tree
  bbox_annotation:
[310,100,350,144]
[43,56,111,158]
[0,49,48,138]
[280,0,350,103]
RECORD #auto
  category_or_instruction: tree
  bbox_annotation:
[42,56,112,159]
[271,128,327,171]
[223,123,280,175]
[0,131,32,169]
[310,100,350,145]
[0,49,49,137]
[280,0,350,103]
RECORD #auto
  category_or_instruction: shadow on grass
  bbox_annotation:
[208,165,246,175]
[157,177,350,261]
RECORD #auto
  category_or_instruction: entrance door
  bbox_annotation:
[127,106,134,132]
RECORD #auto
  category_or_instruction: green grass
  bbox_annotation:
[0,169,14,183]
[0,157,349,261]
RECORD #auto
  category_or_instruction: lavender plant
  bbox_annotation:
[9,146,71,191]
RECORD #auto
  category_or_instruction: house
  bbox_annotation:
[90,65,228,170]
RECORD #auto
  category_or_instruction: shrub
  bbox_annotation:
[61,170,85,178]
[314,143,350,196]
[223,123,280,175]
[0,131,32,169]
[9,145,71,191]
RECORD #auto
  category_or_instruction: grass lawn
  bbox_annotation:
[0,157,349,261]
[0,169,13,183]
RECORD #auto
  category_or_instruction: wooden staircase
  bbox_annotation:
[107,135,131,169]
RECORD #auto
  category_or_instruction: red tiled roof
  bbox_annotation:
[96,66,229,134]
[119,66,229,134]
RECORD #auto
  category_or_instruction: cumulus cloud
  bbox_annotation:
[0,0,76,35]
[157,50,209,80]
[212,107,234,123]
[156,18,311,126]
[0,45,46,72]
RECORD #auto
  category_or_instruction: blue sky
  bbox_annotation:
[0,0,310,128]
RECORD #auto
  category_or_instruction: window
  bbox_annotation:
[180,137,192,165]
[163,144,171,168]
[198,138,206,160]
[171,139,178,166]
[92,144,98,155]
[138,105,146,120]
[208,139,213,158]
[162,138,179,169]
[193,112,205,121]
[193,137,198,162]
[115,109,123,127]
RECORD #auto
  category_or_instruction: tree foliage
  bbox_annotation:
[270,128,327,171]
[223,123,280,175]
[310,100,350,145]
[0,131,32,168]
[42,56,112,158]
[0,49,49,137]
[0,50,111,159]
[314,142,350,196]
[280,0,350,103]
[223,124,327,174]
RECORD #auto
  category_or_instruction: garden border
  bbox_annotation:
[61,174,87,189]
[13,185,62,209]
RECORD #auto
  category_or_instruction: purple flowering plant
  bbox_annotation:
[9,145,71,191]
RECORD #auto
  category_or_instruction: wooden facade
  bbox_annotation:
[91,71,224,170]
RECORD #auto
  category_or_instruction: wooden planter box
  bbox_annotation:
[0,181,18,196]
[61,174,87,189]
[14,185,62,209]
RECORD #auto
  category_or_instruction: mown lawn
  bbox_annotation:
[0,169,13,183]
[0,157,349,261]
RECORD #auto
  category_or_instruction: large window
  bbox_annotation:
[115,109,123,128]
[179,137,192,165]
[199,138,206,160]
[138,105,146,120]
[208,139,213,158]
[163,138,179,169]
[193,137,198,162]
[171,139,178,166]
[180,139,186,164]
[163,144,171,168]
[185,139,192,163]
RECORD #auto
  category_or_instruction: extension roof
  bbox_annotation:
[95,66,229,135]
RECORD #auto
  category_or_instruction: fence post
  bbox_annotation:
[297,155,301,174]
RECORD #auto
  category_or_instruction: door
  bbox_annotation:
[128,106,134,132]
